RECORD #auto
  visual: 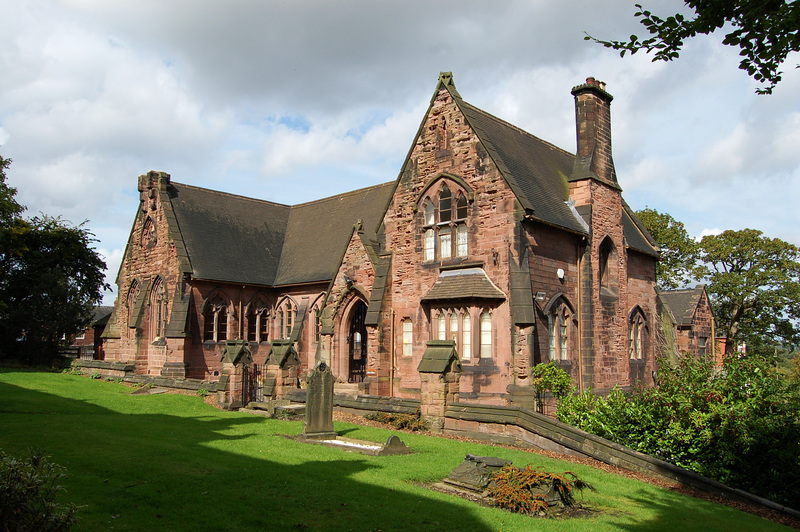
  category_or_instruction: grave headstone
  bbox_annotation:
[378,435,410,456]
[444,454,511,492]
[301,361,337,440]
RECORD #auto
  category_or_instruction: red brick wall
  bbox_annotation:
[108,172,188,375]
[185,281,327,380]
[676,291,715,359]
[525,223,582,383]
[380,88,518,404]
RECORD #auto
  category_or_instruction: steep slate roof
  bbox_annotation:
[274,182,394,286]
[622,201,660,257]
[167,180,393,287]
[169,183,290,285]
[457,99,588,235]
[659,285,708,326]
[432,75,657,257]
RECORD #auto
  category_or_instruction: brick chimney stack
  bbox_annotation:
[570,77,617,186]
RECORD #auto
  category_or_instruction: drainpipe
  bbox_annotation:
[239,286,245,339]
[577,241,585,392]
[390,309,395,397]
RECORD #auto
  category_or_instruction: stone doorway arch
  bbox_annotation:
[347,300,367,383]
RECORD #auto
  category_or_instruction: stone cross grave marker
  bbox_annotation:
[302,361,338,440]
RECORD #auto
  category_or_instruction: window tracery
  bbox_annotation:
[150,278,167,340]
[629,308,647,360]
[547,296,575,361]
[420,180,469,261]
[203,294,228,343]
[276,298,297,340]
[247,297,270,343]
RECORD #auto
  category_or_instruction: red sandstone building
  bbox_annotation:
[101,73,660,404]
[658,285,717,364]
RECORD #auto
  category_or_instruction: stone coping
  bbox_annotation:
[71,359,134,372]
[445,402,800,520]
[283,390,420,414]
[123,375,221,392]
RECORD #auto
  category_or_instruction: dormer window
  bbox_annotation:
[420,180,469,262]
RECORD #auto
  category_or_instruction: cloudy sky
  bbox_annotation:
[2,0,799,304]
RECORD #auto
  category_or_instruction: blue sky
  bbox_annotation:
[1,1,798,305]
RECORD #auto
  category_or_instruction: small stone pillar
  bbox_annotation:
[264,339,300,399]
[417,340,462,433]
[220,339,252,409]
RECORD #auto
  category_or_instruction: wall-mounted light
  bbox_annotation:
[535,291,546,301]
[557,268,565,281]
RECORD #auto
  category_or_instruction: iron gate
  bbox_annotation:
[241,363,265,405]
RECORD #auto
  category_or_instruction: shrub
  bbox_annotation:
[556,353,800,507]
[487,464,592,516]
[196,388,209,398]
[365,409,428,431]
[0,448,79,531]
[531,362,572,413]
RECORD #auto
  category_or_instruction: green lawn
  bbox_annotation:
[0,369,790,531]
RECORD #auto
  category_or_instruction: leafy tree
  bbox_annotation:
[0,153,108,363]
[0,154,24,223]
[697,229,800,354]
[586,1,800,94]
[635,207,698,289]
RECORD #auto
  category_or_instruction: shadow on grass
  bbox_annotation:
[600,487,785,532]
[0,375,494,531]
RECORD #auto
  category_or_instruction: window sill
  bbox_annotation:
[552,359,572,370]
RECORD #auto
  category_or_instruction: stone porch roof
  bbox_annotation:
[422,267,506,302]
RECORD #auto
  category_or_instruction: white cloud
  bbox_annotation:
[1,0,798,305]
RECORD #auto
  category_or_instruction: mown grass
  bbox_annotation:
[0,368,791,531]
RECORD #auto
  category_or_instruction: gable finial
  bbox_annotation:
[437,71,460,98]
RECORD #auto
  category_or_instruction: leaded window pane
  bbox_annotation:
[456,223,468,256]
[439,186,452,222]
[456,193,468,219]
[462,312,471,359]
[424,201,435,225]
[480,311,492,358]
[424,229,435,261]
[439,227,452,259]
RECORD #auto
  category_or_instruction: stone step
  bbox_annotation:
[335,382,360,397]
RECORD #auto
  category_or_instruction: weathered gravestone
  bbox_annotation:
[300,361,337,440]
[444,454,511,492]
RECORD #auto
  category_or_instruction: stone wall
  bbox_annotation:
[381,87,520,405]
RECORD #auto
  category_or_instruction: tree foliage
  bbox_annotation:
[697,229,800,353]
[586,1,800,94]
[557,353,800,507]
[0,153,108,363]
[636,207,698,290]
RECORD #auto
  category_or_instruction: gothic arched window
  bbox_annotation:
[150,278,167,340]
[203,294,229,343]
[420,180,470,261]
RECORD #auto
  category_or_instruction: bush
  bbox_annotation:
[531,362,572,413]
[556,353,800,507]
[0,448,79,531]
[364,409,428,431]
[487,464,592,516]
